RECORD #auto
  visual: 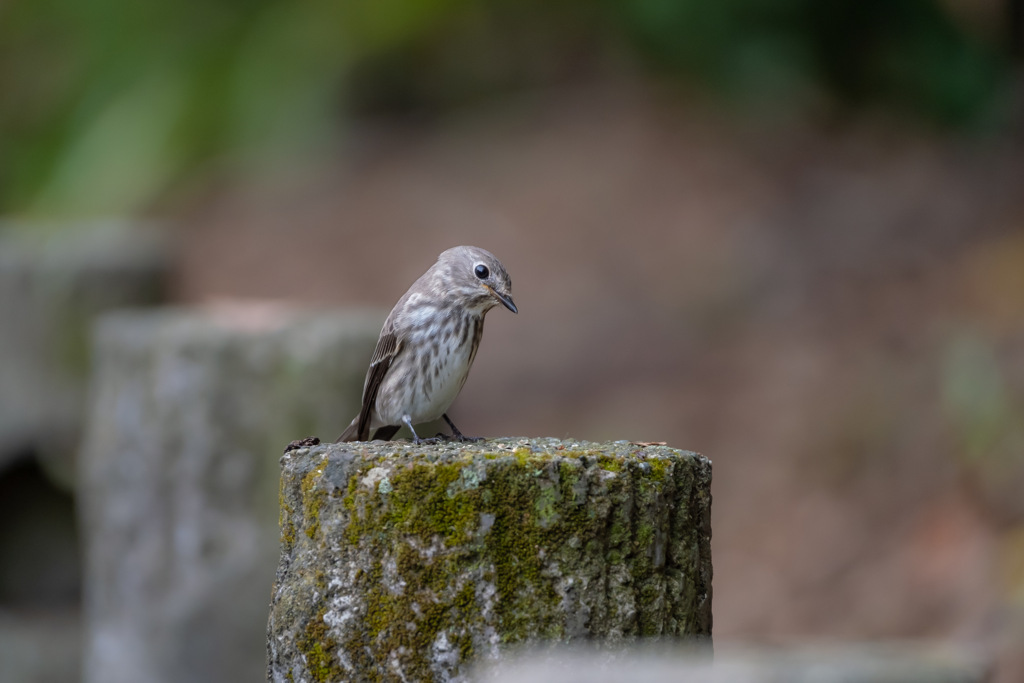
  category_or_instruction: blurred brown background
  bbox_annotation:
[172,84,1024,644]
[3,0,1024,679]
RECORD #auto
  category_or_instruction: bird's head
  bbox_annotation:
[437,246,517,315]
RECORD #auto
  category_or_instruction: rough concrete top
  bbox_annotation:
[280,436,708,467]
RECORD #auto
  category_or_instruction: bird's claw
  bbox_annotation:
[434,431,482,443]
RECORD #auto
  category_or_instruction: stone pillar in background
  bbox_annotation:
[0,222,168,682]
[0,223,168,485]
[267,439,713,683]
[78,305,384,683]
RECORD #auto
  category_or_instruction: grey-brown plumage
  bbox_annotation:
[337,246,517,443]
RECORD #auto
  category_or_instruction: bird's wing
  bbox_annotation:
[354,322,400,441]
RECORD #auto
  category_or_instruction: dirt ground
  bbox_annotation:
[170,79,1024,656]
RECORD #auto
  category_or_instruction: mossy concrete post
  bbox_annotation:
[267,438,713,683]
[79,305,384,683]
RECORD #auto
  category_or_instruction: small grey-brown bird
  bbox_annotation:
[337,246,517,443]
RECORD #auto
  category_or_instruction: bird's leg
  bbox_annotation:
[404,416,440,445]
[442,414,483,443]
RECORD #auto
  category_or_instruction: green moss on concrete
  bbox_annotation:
[270,438,712,682]
[297,607,343,683]
[646,456,671,481]
[301,465,327,540]
[596,454,623,472]
[279,483,297,549]
[512,448,531,465]
[485,457,564,641]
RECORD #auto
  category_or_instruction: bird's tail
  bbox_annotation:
[336,417,361,442]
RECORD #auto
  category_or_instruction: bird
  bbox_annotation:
[337,246,517,443]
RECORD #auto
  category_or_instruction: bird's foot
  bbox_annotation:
[434,432,483,443]
[453,433,484,443]
[440,414,482,442]
[412,435,443,445]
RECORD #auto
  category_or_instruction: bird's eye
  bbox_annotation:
[474,264,489,279]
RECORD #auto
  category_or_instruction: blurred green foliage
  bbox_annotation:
[610,0,1009,123]
[0,0,1012,217]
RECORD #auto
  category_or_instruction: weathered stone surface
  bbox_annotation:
[267,438,712,683]
[78,305,383,683]
[0,222,168,485]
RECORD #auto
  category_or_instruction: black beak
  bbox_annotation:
[489,287,518,314]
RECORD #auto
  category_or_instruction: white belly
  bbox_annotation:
[374,323,477,427]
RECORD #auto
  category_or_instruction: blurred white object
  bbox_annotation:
[478,642,989,683]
